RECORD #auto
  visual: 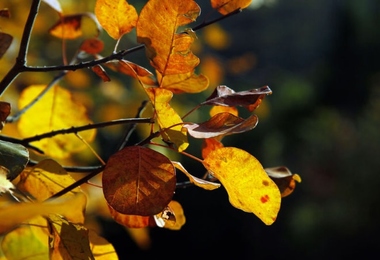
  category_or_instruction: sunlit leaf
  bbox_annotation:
[209,105,238,117]
[106,60,155,85]
[184,112,258,138]
[136,0,201,75]
[108,205,151,228]
[145,87,189,151]
[49,14,84,39]
[17,85,96,158]
[92,65,111,82]
[0,140,29,181]
[95,0,138,40]
[80,38,104,54]
[0,166,14,195]
[265,166,302,198]
[211,0,252,15]
[42,0,62,13]
[17,159,83,201]
[0,193,86,235]
[89,230,118,259]
[49,214,94,260]
[201,137,224,159]
[202,85,272,109]
[102,146,176,215]
[162,200,186,230]
[0,32,13,59]
[156,70,209,94]
[1,216,50,259]
[172,161,220,190]
[203,147,281,225]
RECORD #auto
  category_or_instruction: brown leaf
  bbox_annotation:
[136,0,201,75]
[80,38,104,54]
[49,14,83,39]
[0,101,10,131]
[184,112,258,138]
[211,0,252,15]
[92,64,111,82]
[108,205,151,228]
[0,8,11,18]
[265,166,302,198]
[102,146,176,215]
[0,32,13,58]
[202,85,272,109]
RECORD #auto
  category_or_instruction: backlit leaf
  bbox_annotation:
[89,230,118,260]
[17,159,82,201]
[136,0,201,75]
[92,65,111,82]
[108,205,151,228]
[162,200,186,230]
[265,166,302,198]
[106,60,155,85]
[95,0,138,40]
[48,214,94,260]
[201,137,224,159]
[0,140,29,181]
[203,147,281,225]
[156,70,209,94]
[211,0,252,15]
[17,85,96,158]
[145,87,189,151]
[1,216,50,259]
[102,146,176,216]
[209,105,238,117]
[172,161,220,190]
[49,14,84,39]
[202,85,272,109]
[184,112,258,138]
[0,32,13,59]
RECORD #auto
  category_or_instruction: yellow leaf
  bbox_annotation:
[89,230,118,259]
[17,85,96,158]
[137,0,201,75]
[95,0,138,40]
[156,70,209,94]
[203,147,281,225]
[17,159,82,201]
[49,14,84,39]
[145,87,189,151]
[162,200,186,231]
[211,0,252,15]
[1,216,50,260]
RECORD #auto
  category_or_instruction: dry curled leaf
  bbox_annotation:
[0,32,13,58]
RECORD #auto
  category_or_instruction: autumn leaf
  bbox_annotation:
[48,214,94,260]
[89,230,118,259]
[265,166,302,198]
[160,200,186,230]
[102,146,176,216]
[209,105,238,117]
[0,101,10,131]
[106,59,155,85]
[0,166,14,195]
[49,14,84,39]
[211,0,252,15]
[0,140,29,181]
[145,87,189,151]
[156,70,209,94]
[95,0,138,40]
[108,205,151,228]
[202,85,272,110]
[201,137,224,159]
[172,161,221,190]
[136,0,201,75]
[184,112,258,138]
[42,0,62,13]
[92,65,111,82]
[79,37,104,54]
[1,216,50,259]
[17,85,96,158]
[203,147,281,225]
[17,159,83,201]
[0,32,13,59]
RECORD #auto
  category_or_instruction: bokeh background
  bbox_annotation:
[1,0,380,259]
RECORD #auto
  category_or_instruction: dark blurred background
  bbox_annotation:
[101,0,380,259]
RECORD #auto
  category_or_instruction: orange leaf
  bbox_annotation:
[108,205,151,228]
[145,87,189,151]
[95,0,138,40]
[211,0,252,15]
[156,70,209,93]
[49,14,83,39]
[92,64,111,82]
[136,0,201,75]
[108,60,155,85]
[102,146,176,215]
[79,37,104,54]
[0,32,13,58]
[184,112,258,138]
[203,147,281,225]
[265,166,302,198]
[201,138,224,159]
[156,200,186,230]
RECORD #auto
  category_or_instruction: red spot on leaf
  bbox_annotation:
[260,194,270,203]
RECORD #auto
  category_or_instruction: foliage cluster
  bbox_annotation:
[0,0,301,258]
